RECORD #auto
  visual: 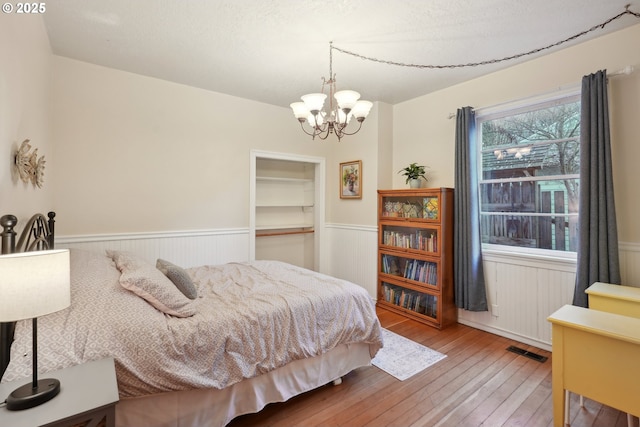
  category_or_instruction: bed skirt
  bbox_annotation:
[116,342,373,427]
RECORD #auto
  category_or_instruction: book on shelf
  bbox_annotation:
[381,254,400,276]
[381,254,438,285]
[383,229,437,253]
[398,257,438,285]
[381,283,438,318]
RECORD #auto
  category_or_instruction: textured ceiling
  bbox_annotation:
[42,0,640,108]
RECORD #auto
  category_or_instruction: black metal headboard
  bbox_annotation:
[0,211,56,378]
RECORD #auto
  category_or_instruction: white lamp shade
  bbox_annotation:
[334,90,360,111]
[301,93,327,112]
[351,100,373,119]
[290,102,310,119]
[0,249,70,322]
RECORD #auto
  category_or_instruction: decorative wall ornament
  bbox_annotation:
[14,139,46,188]
[14,139,34,183]
[35,155,46,188]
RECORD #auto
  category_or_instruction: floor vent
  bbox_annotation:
[506,345,548,363]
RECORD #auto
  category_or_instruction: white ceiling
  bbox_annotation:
[42,0,640,108]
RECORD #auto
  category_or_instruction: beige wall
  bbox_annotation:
[392,23,640,243]
[51,54,388,235]
[50,57,336,235]
[0,14,53,228]
[326,102,391,227]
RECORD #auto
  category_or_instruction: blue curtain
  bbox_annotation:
[454,107,488,311]
[573,70,621,307]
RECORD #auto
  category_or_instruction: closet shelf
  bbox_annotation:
[256,203,314,208]
[256,176,313,183]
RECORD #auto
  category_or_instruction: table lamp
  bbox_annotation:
[0,249,70,411]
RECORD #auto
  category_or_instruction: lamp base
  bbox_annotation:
[6,378,60,411]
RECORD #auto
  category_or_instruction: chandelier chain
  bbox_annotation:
[331,6,640,70]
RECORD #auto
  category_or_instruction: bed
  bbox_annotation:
[0,212,383,427]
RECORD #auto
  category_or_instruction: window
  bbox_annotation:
[477,94,580,252]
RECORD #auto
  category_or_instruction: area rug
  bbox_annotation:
[372,328,447,381]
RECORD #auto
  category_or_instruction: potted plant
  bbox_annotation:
[398,163,428,188]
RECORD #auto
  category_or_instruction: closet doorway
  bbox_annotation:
[249,150,325,271]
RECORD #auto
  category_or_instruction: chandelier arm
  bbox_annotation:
[317,131,331,140]
[298,122,317,137]
[336,120,364,137]
[299,120,335,141]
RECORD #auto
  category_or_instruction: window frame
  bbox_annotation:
[475,90,581,257]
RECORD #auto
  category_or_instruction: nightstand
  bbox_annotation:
[0,358,119,427]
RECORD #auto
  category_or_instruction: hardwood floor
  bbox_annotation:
[228,307,629,427]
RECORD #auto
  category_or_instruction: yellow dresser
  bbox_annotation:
[586,281,640,318]
[548,304,640,426]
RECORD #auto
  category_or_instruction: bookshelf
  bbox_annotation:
[377,188,456,329]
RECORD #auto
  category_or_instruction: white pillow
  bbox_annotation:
[107,250,195,318]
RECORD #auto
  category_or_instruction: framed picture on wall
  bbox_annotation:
[340,160,362,199]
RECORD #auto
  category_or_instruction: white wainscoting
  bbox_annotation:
[57,225,640,352]
[59,223,378,296]
[460,242,640,352]
[459,250,576,352]
[620,242,640,286]
[57,229,250,267]
[325,223,379,299]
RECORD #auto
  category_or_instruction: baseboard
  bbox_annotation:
[457,317,552,352]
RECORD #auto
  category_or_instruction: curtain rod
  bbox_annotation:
[609,65,635,76]
[446,65,635,119]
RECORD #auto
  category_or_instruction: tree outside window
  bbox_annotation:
[477,94,580,252]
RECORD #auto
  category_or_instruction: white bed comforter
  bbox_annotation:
[2,249,382,397]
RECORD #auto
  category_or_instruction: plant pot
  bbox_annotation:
[409,178,421,189]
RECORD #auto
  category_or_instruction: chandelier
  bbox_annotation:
[290,42,373,141]
[494,146,532,160]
